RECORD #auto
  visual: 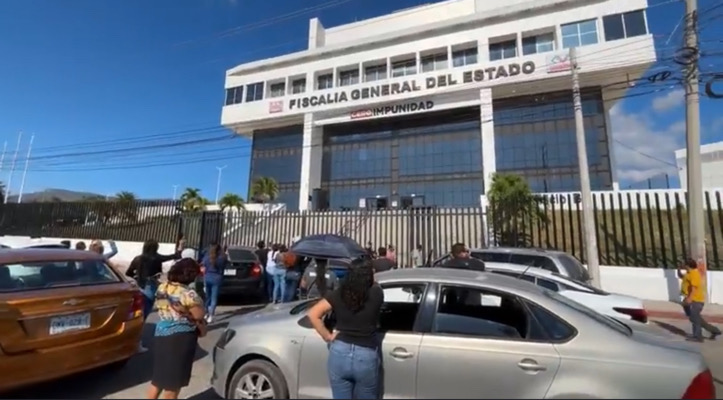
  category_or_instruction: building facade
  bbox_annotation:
[676,141,723,190]
[222,0,656,211]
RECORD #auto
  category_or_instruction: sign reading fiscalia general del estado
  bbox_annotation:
[287,61,536,111]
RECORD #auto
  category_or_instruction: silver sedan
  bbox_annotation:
[211,268,715,399]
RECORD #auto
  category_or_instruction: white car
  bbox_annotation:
[0,240,70,249]
[432,259,648,323]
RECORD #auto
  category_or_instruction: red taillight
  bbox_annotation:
[250,263,262,278]
[613,307,648,324]
[682,370,715,399]
[128,290,144,320]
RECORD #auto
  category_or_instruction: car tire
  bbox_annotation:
[228,359,288,399]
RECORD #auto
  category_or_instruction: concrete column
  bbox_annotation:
[308,18,326,49]
[299,113,323,211]
[480,88,496,194]
[602,88,621,190]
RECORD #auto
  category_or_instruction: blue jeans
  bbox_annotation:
[265,272,275,301]
[204,275,222,316]
[141,281,158,322]
[272,273,286,303]
[284,271,301,302]
[327,340,380,399]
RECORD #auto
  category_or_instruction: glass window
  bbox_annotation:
[524,300,576,341]
[317,74,333,90]
[603,10,647,41]
[522,33,555,55]
[364,64,387,82]
[421,53,448,73]
[338,69,359,86]
[391,59,417,78]
[543,290,630,336]
[452,47,478,67]
[1,260,120,292]
[489,39,517,61]
[291,79,306,94]
[561,19,598,49]
[475,251,511,263]
[434,285,547,341]
[224,86,244,105]
[269,82,285,98]
[245,82,264,102]
[509,254,559,273]
[326,184,391,210]
[379,284,426,332]
[535,277,560,291]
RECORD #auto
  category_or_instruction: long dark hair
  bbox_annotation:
[209,243,222,266]
[340,258,374,312]
[314,258,328,296]
[142,239,159,256]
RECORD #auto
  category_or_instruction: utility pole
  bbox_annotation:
[570,47,601,288]
[4,132,23,204]
[17,133,34,204]
[173,185,179,200]
[683,0,707,283]
[215,165,227,205]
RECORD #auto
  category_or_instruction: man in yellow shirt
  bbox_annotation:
[678,258,721,342]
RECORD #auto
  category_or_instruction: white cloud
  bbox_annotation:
[609,103,684,184]
[651,88,684,113]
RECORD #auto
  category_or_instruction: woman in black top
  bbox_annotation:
[125,239,180,321]
[308,258,384,399]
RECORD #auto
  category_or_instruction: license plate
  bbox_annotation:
[224,269,236,276]
[49,313,91,335]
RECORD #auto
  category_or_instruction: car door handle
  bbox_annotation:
[517,360,546,372]
[390,347,414,359]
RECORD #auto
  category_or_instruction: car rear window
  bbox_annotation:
[0,260,121,292]
[543,290,631,336]
[228,249,257,262]
[558,254,590,282]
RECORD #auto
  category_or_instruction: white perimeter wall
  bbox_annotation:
[3,235,722,304]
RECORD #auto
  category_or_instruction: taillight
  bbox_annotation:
[682,369,715,399]
[128,290,144,320]
[613,307,648,324]
[250,263,262,278]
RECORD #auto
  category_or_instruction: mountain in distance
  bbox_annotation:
[6,188,106,203]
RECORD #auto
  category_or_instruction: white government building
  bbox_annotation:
[676,140,723,190]
[221,0,656,211]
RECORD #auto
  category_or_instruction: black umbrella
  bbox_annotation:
[290,234,368,260]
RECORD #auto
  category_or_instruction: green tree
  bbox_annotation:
[115,191,138,222]
[180,188,209,212]
[487,173,548,247]
[250,176,279,203]
[219,193,245,212]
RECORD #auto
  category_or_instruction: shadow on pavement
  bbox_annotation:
[652,320,688,337]
[186,387,222,399]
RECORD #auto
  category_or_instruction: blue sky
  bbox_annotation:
[0,0,721,199]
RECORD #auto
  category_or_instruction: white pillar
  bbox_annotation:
[299,113,323,211]
[602,88,620,190]
[480,88,497,194]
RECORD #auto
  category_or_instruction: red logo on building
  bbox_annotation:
[350,109,373,119]
[269,101,283,113]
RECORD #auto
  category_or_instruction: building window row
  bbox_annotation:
[224,10,647,106]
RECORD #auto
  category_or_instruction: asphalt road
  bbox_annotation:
[7,309,723,399]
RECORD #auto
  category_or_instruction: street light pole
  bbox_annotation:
[570,47,602,288]
[17,133,34,204]
[215,166,227,205]
[172,185,179,200]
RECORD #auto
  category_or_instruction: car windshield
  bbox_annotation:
[290,299,319,315]
[557,253,590,282]
[551,272,609,295]
[543,290,631,336]
[0,259,121,292]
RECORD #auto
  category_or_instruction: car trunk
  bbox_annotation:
[225,249,260,279]
[0,283,136,355]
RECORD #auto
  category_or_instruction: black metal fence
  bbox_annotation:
[1,190,722,269]
[488,190,723,270]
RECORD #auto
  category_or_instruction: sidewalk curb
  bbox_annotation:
[648,310,723,324]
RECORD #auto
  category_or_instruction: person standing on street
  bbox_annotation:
[75,241,87,251]
[307,258,384,399]
[386,245,397,266]
[372,247,395,273]
[678,258,721,342]
[267,244,286,303]
[300,258,339,299]
[442,243,486,271]
[89,239,119,261]
[410,244,423,268]
[146,258,206,400]
[254,240,271,300]
[202,243,228,323]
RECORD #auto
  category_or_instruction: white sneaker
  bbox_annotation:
[207,315,214,324]
[137,343,149,353]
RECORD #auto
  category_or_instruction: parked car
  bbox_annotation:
[0,248,144,392]
[433,259,648,323]
[221,246,265,300]
[437,247,591,283]
[0,240,70,250]
[211,268,713,399]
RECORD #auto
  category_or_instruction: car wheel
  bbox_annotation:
[228,359,288,399]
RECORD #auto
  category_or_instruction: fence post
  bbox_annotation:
[300,210,308,238]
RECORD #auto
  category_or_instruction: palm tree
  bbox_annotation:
[115,191,138,222]
[219,193,245,212]
[180,188,204,212]
[487,173,548,246]
[250,177,279,203]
